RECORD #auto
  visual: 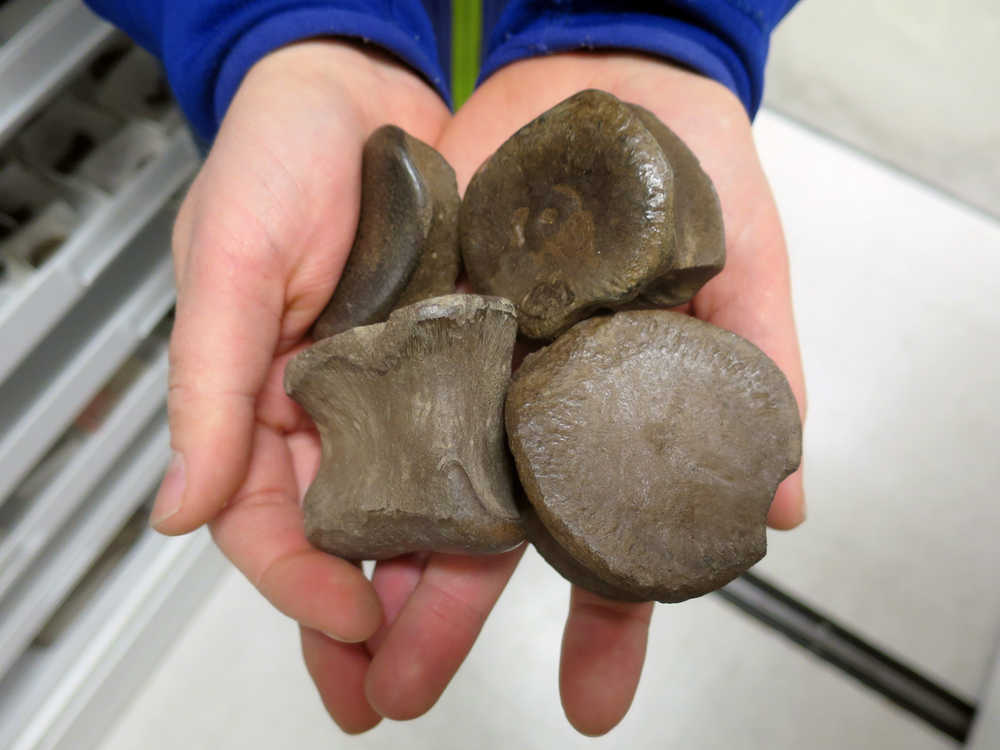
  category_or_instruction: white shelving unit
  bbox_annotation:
[0,3,224,747]
[0,415,171,676]
[0,341,168,599]
[0,215,176,502]
[0,0,115,142]
[0,525,225,750]
[0,128,197,382]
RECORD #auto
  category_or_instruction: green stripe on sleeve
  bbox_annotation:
[451,0,482,107]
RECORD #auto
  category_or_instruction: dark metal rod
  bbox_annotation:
[717,571,975,742]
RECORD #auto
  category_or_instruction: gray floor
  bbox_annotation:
[766,0,1000,219]
[96,109,1000,749]
[754,111,1000,701]
[96,549,953,750]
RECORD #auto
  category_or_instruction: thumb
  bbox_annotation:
[150,216,285,534]
[148,43,366,534]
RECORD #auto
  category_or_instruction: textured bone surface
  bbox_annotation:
[505,310,801,602]
[287,294,524,560]
[312,125,460,340]
[460,89,724,340]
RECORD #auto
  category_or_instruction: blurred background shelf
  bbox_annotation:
[0,338,168,600]
[0,413,170,678]
[0,5,224,748]
[0,129,197,382]
[0,209,176,505]
[0,525,224,750]
[0,0,115,143]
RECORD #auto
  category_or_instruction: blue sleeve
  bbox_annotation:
[480,1,800,119]
[84,0,451,142]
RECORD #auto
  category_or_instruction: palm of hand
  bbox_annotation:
[425,53,805,735]
[440,53,805,526]
[158,44,805,737]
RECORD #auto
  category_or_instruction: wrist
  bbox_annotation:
[474,52,749,145]
[478,1,796,119]
[243,40,449,142]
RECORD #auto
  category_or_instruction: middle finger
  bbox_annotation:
[364,545,525,719]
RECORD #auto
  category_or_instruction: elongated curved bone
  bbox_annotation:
[312,125,460,340]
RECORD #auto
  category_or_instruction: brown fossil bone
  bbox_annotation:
[312,125,461,340]
[460,89,724,340]
[505,310,801,602]
[286,294,525,560]
[627,104,726,308]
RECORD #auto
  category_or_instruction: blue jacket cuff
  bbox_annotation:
[213,9,451,140]
[481,2,796,119]
[86,1,450,143]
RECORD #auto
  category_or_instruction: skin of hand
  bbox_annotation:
[151,40,806,738]
[439,52,808,524]
[371,52,808,737]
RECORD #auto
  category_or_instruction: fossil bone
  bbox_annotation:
[505,310,801,602]
[460,89,724,339]
[312,125,460,340]
[288,294,524,560]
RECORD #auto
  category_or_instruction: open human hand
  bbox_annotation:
[149,40,471,731]
[427,52,808,735]
[153,43,806,739]
[301,52,807,737]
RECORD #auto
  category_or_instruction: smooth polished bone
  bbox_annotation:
[287,295,524,560]
[505,310,801,602]
[627,104,725,307]
[460,89,725,340]
[312,125,461,340]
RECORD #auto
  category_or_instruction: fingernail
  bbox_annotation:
[322,630,352,643]
[151,452,186,529]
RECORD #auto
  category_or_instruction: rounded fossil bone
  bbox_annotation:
[460,89,725,339]
[312,125,461,340]
[286,294,524,560]
[505,310,801,602]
